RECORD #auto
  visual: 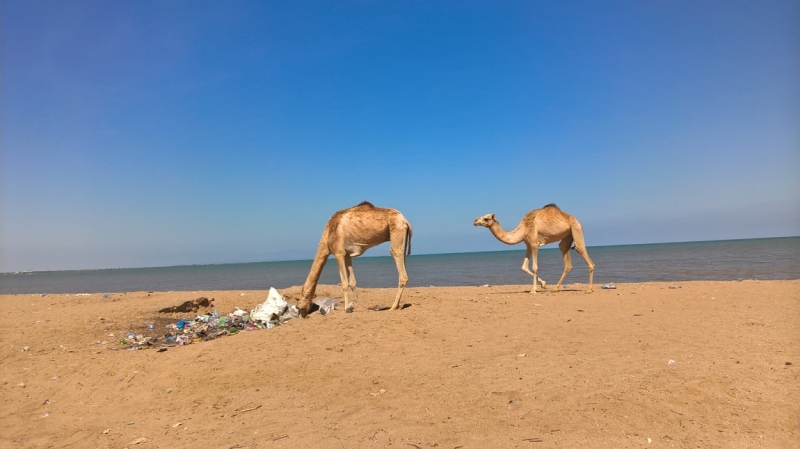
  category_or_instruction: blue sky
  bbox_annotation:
[2,0,798,272]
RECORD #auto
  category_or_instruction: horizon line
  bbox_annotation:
[3,235,798,275]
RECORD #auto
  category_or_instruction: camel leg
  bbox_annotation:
[389,229,409,310]
[333,252,354,312]
[571,225,595,293]
[531,245,543,294]
[552,236,574,292]
[345,253,358,307]
[521,244,546,293]
[520,245,537,293]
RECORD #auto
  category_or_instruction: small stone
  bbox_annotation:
[102,429,110,434]
[786,362,793,366]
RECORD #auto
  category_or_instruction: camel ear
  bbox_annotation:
[490,214,496,220]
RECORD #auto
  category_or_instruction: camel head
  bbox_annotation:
[296,291,313,318]
[473,213,497,228]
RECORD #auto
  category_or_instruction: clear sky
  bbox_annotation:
[2,1,798,272]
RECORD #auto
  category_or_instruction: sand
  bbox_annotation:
[1,280,798,448]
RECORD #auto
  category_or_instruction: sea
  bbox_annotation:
[1,237,798,295]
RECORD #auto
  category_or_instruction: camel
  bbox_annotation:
[297,201,412,317]
[473,204,595,294]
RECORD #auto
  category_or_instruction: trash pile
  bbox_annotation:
[120,288,300,350]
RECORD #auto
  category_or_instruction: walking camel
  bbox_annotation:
[297,201,412,317]
[473,204,595,294]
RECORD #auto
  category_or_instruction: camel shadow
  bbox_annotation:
[521,288,582,294]
[368,304,412,312]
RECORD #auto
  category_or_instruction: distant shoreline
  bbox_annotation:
[2,237,798,295]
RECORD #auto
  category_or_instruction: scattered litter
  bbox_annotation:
[481,284,490,287]
[668,285,681,289]
[129,437,147,445]
[172,422,183,428]
[124,421,135,425]
[17,382,25,388]
[314,297,339,316]
[647,437,652,444]
[166,388,172,393]
[76,293,91,296]
[22,346,29,352]
[602,284,616,289]
[518,353,526,357]
[42,412,49,418]
[370,389,387,397]
[668,359,676,365]
[118,288,297,350]
[102,429,110,434]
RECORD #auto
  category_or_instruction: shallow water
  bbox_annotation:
[1,237,797,294]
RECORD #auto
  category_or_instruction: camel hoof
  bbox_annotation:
[345,306,354,313]
[584,289,593,294]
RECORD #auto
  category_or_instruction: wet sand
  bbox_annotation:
[1,280,798,448]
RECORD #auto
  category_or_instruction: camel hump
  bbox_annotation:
[543,203,559,209]
[356,201,375,208]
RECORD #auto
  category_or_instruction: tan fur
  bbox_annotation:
[473,204,595,294]
[298,202,413,317]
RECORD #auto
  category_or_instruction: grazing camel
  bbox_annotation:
[473,204,595,294]
[297,201,412,317]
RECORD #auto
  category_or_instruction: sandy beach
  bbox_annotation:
[1,280,798,448]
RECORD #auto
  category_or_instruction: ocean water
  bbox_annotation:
[1,237,798,295]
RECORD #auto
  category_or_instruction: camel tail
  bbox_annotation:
[405,225,412,257]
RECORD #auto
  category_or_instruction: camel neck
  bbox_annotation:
[489,221,525,245]
[301,242,330,300]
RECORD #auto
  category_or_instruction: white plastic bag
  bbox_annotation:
[314,297,339,316]
[250,287,288,322]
